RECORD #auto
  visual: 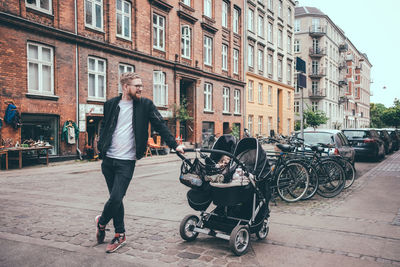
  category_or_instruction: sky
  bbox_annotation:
[297,0,400,107]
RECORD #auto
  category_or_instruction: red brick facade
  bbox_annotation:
[0,0,245,157]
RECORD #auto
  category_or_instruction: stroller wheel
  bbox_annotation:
[256,219,270,240]
[179,215,199,241]
[229,225,250,256]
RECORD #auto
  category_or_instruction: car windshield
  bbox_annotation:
[301,132,334,145]
[342,130,368,138]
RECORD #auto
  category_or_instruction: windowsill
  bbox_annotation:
[26,6,53,17]
[87,98,106,103]
[234,113,242,116]
[85,25,105,33]
[222,112,231,115]
[26,93,59,101]
[203,110,214,114]
[116,35,132,42]
[204,63,213,68]
[153,47,166,53]
[155,104,168,109]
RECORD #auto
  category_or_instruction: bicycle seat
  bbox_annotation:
[276,143,295,152]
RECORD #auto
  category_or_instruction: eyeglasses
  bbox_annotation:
[127,84,143,88]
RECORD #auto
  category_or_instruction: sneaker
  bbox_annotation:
[95,215,106,244]
[106,233,126,253]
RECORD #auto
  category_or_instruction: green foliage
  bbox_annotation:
[294,120,301,131]
[370,103,387,128]
[381,98,400,127]
[303,106,328,130]
[171,98,193,122]
[231,124,240,139]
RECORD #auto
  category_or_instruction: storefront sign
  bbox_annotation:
[159,110,173,118]
[78,104,104,132]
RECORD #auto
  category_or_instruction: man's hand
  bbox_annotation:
[175,144,185,154]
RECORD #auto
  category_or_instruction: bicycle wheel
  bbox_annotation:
[343,160,356,189]
[316,159,345,198]
[276,162,309,202]
[302,163,319,200]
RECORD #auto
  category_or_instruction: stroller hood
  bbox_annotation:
[233,138,269,178]
[210,134,237,162]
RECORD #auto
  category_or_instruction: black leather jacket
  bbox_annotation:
[98,95,178,160]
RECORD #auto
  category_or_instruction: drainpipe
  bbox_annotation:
[242,0,247,138]
[74,0,82,159]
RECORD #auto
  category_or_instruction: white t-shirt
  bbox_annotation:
[106,100,136,160]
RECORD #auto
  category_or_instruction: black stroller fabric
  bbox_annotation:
[209,135,237,162]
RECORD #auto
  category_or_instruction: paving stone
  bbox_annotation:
[177,251,201,259]
[159,255,179,263]
[198,255,214,262]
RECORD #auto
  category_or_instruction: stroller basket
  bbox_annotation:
[211,182,253,206]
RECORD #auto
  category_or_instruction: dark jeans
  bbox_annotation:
[99,156,136,233]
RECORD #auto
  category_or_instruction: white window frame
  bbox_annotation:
[294,19,300,32]
[181,25,191,59]
[287,91,291,109]
[267,54,273,76]
[258,49,264,72]
[25,0,52,14]
[258,116,263,135]
[294,101,299,113]
[268,86,272,105]
[181,0,191,7]
[278,29,283,48]
[222,1,228,28]
[116,0,131,40]
[153,13,165,51]
[248,115,253,134]
[268,0,273,10]
[278,0,282,18]
[294,39,300,52]
[234,89,241,114]
[287,63,292,84]
[233,8,239,34]
[268,117,272,136]
[248,44,254,68]
[204,83,213,111]
[288,8,292,25]
[258,15,264,37]
[248,80,254,102]
[258,83,263,104]
[204,36,213,66]
[278,59,282,79]
[233,49,239,74]
[153,71,168,107]
[87,57,106,100]
[85,0,103,31]
[222,44,228,71]
[248,8,254,32]
[287,35,292,53]
[27,42,54,95]
[268,22,273,43]
[204,0,212,18]
[118,63,135,93]
[223,87,230,113]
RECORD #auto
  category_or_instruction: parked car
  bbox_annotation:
[295,129,355,164]
[376,129,393,154]
[342,129,385,161]
[385,128,400,151]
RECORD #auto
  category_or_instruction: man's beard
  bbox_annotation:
[130,91,141,100]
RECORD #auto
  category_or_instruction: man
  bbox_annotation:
[96,72,185,253]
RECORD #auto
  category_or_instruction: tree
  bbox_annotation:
[231,124,240,139]
[303,106,328,130]
[171,98,193,123]
[370,103,386,128]
[381,98,400,128]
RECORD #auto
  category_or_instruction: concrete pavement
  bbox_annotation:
[0,151,399,266]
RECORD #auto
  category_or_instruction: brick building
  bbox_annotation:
[0,0,245,157]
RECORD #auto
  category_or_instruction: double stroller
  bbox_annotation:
[177,135,271,255]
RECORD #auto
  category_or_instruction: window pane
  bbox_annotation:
[28,45,38,60]
[98,75,104,97]
[41,47,51,62]
[117,14,122,34]
[117,0,122,11]
[124,16,130,37]
[89,74,95,96]
[98,60,104,72]
[88,58,95,70]
[95,4,102,28]
[40,0,49,10]
[124,2,129,13]
[86,1,92,25]
[42,65,51,92]
[29,63,39,91]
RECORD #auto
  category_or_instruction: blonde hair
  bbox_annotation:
[120,72,141,86]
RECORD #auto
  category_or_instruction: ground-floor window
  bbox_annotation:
[202,121,215,148]
[21,114,59,155]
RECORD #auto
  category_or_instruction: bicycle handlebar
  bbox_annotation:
[175,148,245,169]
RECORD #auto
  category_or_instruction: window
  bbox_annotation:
[116,0,131,39]
[287,8,291,25]
[27,42,54,95]
[248,44,254,68]
[287,91,291,109]
[204,0,212,18]
[258,15,264,37]
[268,0,273,10]
[153,71,167,106]
[233,49,239,74]
[118,63,135,93]
[287,63,292,84]
[294,101,299,113]
[204,83,213,111]
[287,119,291,135]
[223,87,230,113]
[258,116,263,135]
[248,115,253,135]
[26,0,52,14]
[267,54,273,76]
[88,57,106,100]
[268,117,272,136]
[248,8,254,32]
[258,83,263,104]
[182,0,191,6]
[294,39,300,52]
[222,1,228,28]
[222,44,228,71]
[278,59,282,80]
[181,25,191,59]
[85,0,103,30]
[294,19,300,32]
[278,29,283,48]
[258,49,264,72]
[233,8,239,34]
[312,80,318,92]
[204,36,213,66]
[268,22,273,43]
[278,0,282,18]
[268,86,272,105]
[312,101,318,111]
[153,13,165,50]
[248,80,254,102]
[234,89,241,114]
[287,35,292,53]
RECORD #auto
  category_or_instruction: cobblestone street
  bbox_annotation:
[0,152,399,266]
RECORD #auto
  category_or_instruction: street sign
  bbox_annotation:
[297,73,307,88]
[296,57,306,73]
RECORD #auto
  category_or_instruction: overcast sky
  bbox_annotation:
[297,0,400,107]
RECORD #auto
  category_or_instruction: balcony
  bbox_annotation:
[338,62,347,70]
[346,54,354,62]
[339,79,348,87]
[338,96,348,105]
[308,67,326,79]
[309,88,326,99]
[309,47,326,58]
[339,43,348,52]
[308,26,326,37]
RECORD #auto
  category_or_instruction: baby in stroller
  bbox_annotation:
[177,135,271,256]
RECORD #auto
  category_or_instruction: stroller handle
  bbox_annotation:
[176,148,245,168]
